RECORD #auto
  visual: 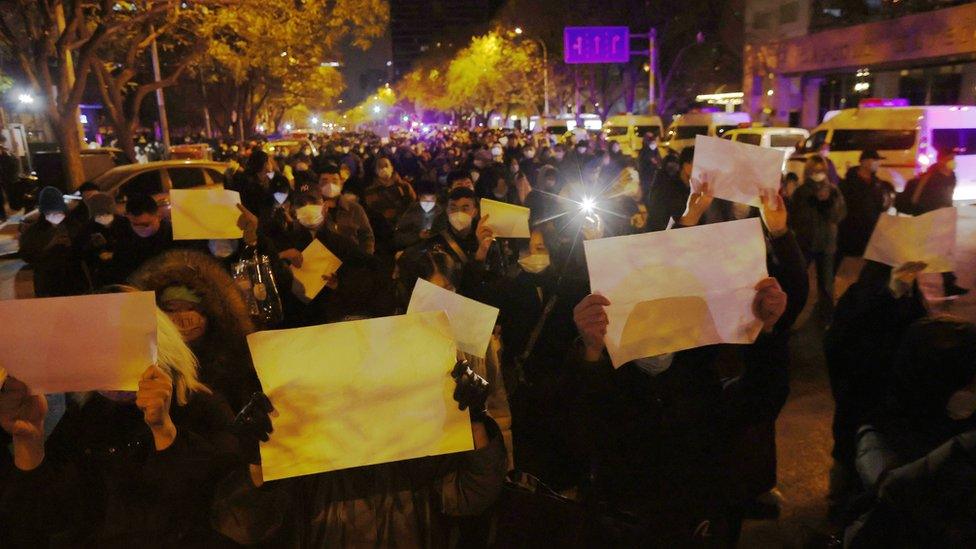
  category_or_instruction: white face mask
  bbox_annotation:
[518,253,550,274]
[208,238,239,259]
[322,183,342,198]
[524,150,535,159]
[499,136,509,146]
[470,170,480,183]
[265,171,275,180]
[94,214,114,227]
[632,353,675,376]
[491,146,504,157]
[273,192,289,204]
[296,204,324,228]
[420,200,436,213]
[810,172,827,183]
[45,212,66,226]
[649,142,658,150]
[448,211,473,232]
[946,389,976,420]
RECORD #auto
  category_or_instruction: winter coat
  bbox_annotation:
[837,168,895,257]
[129,249,261,414]
[72,217,125,290]
[213,420,508,548]
[645,171,690,232]
[18,218,88,296]
[393,203,446,251]
[0,391,243,547]
[325,197,375,255]
[107,217,179,284]
[895,168,955,216]
[788,179,847,254]
[563,330,791,545]
[845,430,976,548]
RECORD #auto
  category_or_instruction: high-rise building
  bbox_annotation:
[389,0,505,79]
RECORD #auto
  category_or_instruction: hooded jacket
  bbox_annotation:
[129,249,261,414]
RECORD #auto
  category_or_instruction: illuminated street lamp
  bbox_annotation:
[514,27,523,35]
[17,92,34,104]
[311,116,319,125]
[372,105,381,114]
[284,123,293,131]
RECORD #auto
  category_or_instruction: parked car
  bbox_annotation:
[722,126,809,171]
[603,114,665,157]
[663,111,752,154]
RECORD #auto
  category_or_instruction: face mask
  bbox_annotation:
[302,148,311,155]
[420,200,436,213]
[95,214,114,227]
[208,238,239,259]
[45,212,66,226]
[322,183,342,198]
[296,204,325,228]
[810,172,827,183]
[470,170,480,183]
[554,153,565,161]
[518,253,550,274]
[946,160,957,171]
[491,146,503,157]
[265,171,275,180]
[168,309,207,342]
[378,167,393,179]
[946,389,976,420]
[632,353,675,376]
[273,192,289,204]
[649,142,658,150]
[524,150,535,159]
[499,136,509,146]
[576,147,587,155]
[449,211,473,232]
[132,224,158,238]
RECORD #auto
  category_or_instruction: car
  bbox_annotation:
[787,105,976,200]
[94,160,233,212]
[722,126,810,170]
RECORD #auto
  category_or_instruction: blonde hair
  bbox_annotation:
[155,308,210,405]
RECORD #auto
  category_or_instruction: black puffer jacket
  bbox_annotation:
[846,430,976,548]
[564,330,790,545]
[0,392,242,547]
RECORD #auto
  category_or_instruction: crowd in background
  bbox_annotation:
[2,124,975,547]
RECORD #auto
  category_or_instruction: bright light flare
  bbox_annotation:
[580,196,596,214]
[17,93,34,104]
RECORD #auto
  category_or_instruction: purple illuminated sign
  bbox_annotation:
[564,26,630,64]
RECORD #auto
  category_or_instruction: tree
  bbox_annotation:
[92,3,225,162]
[0,0,190,188]
[202,0,387,138]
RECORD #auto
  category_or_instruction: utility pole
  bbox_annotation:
[538,39,550,117]
[149,27,171,151]
[647,29,658,115]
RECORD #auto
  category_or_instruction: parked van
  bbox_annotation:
[663,111,751,154]
[603,114,664,156]
[786,106,976,200]
[723,127,809,169]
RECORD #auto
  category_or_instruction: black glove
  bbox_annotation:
[452,359,489,421]
[232,392,275,464]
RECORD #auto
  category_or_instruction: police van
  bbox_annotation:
[663,111,752,154]
[603,114,664,157]
[786,105,976,201]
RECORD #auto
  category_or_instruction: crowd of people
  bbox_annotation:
[1,124,975,547]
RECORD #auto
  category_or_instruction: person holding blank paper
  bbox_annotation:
[0,308,246,546]
[567,275,790,545]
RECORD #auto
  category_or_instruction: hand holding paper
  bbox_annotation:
[690,135,785,207]
[290,239,343,302]
[170,188,244,240]
[584,218,768,367]
[407,278,499,358]
[247,312,472,480]
[479,198,531,238]
[864,207,956,273]
[0,292,158,393]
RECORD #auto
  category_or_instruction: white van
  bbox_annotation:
[723,127,809,170]
[664,111,751,154]
[603,114,664,157]
[786,106,976,200]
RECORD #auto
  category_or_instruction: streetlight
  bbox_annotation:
[17,93,34,104]
[311,116,319,125]
[513,28,549,117]
[372,105,381,114]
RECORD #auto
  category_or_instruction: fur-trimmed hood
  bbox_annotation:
[128,248,255,343]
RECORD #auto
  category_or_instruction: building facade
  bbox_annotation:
[743,0,976,127]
